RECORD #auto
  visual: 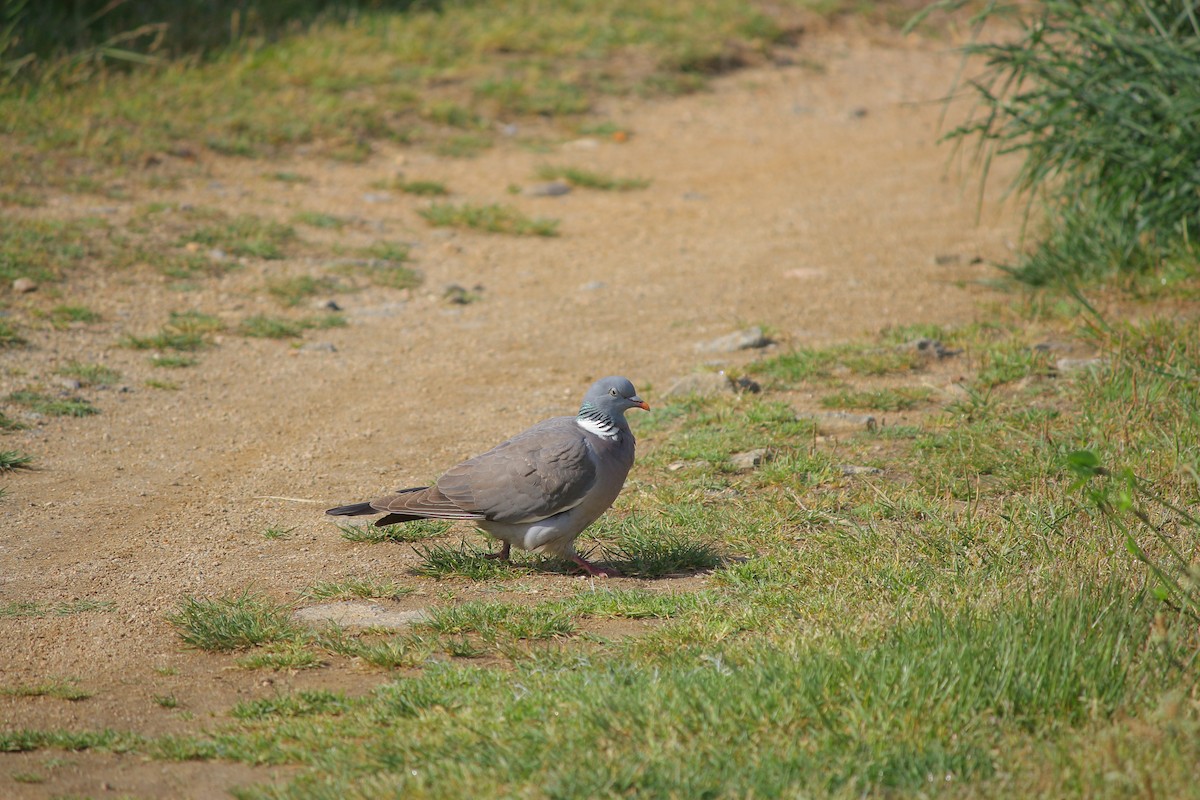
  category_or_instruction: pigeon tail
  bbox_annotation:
[326,501,377,517]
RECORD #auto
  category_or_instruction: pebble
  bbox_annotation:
[60,379,83,390]
[12,277,37,293]
[362,193,391,203]
[313,299,342,312]
[523,181,571,197]
[208,248,227,262]
[797,410,877,433]
[839,464,883,476]
[697,326,770,353]
[904,338,960,359]
[580,281,606,291]
[300,342,337,354]
[663,372,734,399]
[730,448,772,471]
[293,602,428,630]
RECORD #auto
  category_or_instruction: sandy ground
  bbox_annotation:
[0,25,1020,798]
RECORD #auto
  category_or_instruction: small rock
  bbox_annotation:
[60,379,83,391]
[732,375,762,394]
[362,192,391,203]
[313,299,342,312]
[663,372,734,399]
[904,338,960,359]
[443,283,484,305]
[839,464,883,476]
[301,342,337,354]
[667,462,688,472]
[293,602,428,630]
[1055,357,1105,373]
[697,326,770,353]
[208,248,227,262]
[12,277,37,293]
[682,191,707,201]
[849,106,869,118]
[797,410,877,434]
[730,448,772,471]
[580,280,606,292]
[499,123,520,137]
[523,181,571,197]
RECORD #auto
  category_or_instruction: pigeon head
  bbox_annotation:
[580,376,650,419]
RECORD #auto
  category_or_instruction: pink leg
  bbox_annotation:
[569,553,621,578]
[482,541,511,561]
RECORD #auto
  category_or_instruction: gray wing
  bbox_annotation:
[435,416,597,524]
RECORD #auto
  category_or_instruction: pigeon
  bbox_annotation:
[327,376,649,577]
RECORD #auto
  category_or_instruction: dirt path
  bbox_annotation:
[1,26,1019,798]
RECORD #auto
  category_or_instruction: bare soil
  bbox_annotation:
[0,25,1020,798]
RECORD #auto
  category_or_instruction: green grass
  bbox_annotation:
[291,211,347,230]
[5,391,97,417]
[124,310,223,353]
[56,360,120,386]
[748,343,924,385]
[261,526,296,541]
[47,304,101,328]
[928,0,1200,285]
[149,354,198,368]
[0,679,91,701]
[180,214,295,260]
[337,520,451,544]
[301,577,413,602]
[0,411,25,431]
[166,592,302,653]
[236,644,325,671]
[418,202,560,237]
[411,541,531,580]
[536,165,651,191]
[0,450,33,471]
[371,177,450,196]
[821,386,934,412]
[0,319,25,347]
[0,600,114,618]
[266,275,341,306]
[0,216,94,283]
[237,313,345,339]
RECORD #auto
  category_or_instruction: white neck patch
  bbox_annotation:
[577,417,619,440]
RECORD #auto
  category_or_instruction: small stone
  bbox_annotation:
[580,280,606,292]
[443,284,484,305]
[697,326,770,353]
[314,299,342,312]
[682,191,707,201]
[363,192,391,203]
[294,602,428,629]
[904,338,960,359]
[797,410,877,433]
[730,448,772,471]
[301,342,337,354]
[663,372,734,399]
[839,464,883,476]
[12,277,37,293]
[667,462,688,472]
[208,248,227,262]
[523,181,571,197]
[60,379,83,391]
[499,123,519,137]
[732,375,762,394]
[849,106,869,118]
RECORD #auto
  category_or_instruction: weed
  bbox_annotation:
[0,319,24,347]
[821,387,933,412]
[47,304,101,328]
[145,379,180,390]
[231,690,349,720]
[268,171,312,184]
[302,577,413,602]
[5,391,97,417]
[411,541,523,580]
[596,513,723,577]
[262,526,296,540]
[0,679,91,701]
[0,216,92,283]
[237,313,344,338]
[346,636,432,669]
[167,591,301,653]
[0,450,33,471]
[149,354,198,368]
[0,411,25,431]
[181,214,295,260]
[371,178,448,196]
[292,211,347,230]
[236,644,324,671]
[421,601,576,642]
[267,275,341,307]
[154,695,179,709]
[337,520,451,544]
[536,165,651,191]
[56,361,119,386]
[124,310,221,353]
[419,202,559,236]
[0,599,113,618]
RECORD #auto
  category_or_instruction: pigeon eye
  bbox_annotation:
[610,388,618,396]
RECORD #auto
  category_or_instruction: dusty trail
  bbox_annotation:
[1,26,1019,797]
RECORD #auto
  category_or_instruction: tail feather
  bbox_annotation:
[326,501,377,517]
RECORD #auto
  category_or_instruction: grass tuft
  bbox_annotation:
[337,520,450,544]
[301,577,413,602]
[5,391,98,417]
[536,165,651,191]
[418,202,559,237]
[56,361,120,386]
[167,591,302,653]
[0,679,91,701]
[0,450,34,471]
